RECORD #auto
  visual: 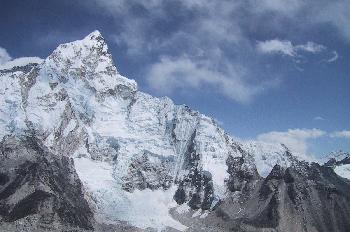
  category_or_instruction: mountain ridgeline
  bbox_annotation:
[0,31,349,232]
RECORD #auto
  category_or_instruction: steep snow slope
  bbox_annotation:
[335,164,350,179]
[242,142,295,177]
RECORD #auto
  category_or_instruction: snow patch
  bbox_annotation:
[335,164,350,180]
[191,210,202,218]
[175,204,190,214]
[243,141,292,177]
[199,211,209,219]
[63,120,77,136]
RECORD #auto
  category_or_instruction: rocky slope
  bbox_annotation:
[0,31,349,232]
[0,136,94,231]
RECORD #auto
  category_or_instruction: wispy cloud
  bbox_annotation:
[255,128,350,155]
[257,128,326,155]
[257,39,296,56]
[0,46,42,70]
[327,51,339,63]
[330,130,350,139]
[256,39,339,67]
[252,0,305,16]
[0,47,12,65]
[147,56,271,103]
[315,1,350,42]
[251,0,350,42]
[257,39,327,57]
[313,116,325,121]
[296,42,326,54]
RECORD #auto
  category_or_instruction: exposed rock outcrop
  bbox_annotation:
[0,136,94,231]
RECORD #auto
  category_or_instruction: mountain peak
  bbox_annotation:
[80,30,107,50]
[86,30,103,40]
[44,31,137,94]
[50,30,109,61]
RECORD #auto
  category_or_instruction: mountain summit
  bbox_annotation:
[0,32,350,232]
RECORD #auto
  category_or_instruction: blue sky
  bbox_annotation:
[0,0,349,157]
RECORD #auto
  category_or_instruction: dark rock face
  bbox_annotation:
[6,190,52,222]
[122,151,174,192]
[214,161,350,232]
[174,131,216,211]
[0,173,9,186]
[201,171,215,210]
[325,153,350,167]
[174,185,186,205]
[226,153,261,193]
[0,136,94,230]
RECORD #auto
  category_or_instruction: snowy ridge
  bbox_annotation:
[242,141,294,177]
[326,150,350,162]
[325,150,350,180]
[0,57,43,70]
[0,31,321,231]
[335,164,350,180]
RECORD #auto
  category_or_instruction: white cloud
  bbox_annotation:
[254,128,350,156]
[257,128,326,155]
[257,39,326,57]
[0,46,43,70]
[147,56,269,103]
[252,0,350,43]
[257,39,295,56]
[296,42,326,53]
[313,116,325,121]
[330,130,350,139]
[0,47,12,65]
[315,1,350,42]
[327,51,339,63]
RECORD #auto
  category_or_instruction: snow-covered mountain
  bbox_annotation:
[324,151,350,180]
[1,31,350,232]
